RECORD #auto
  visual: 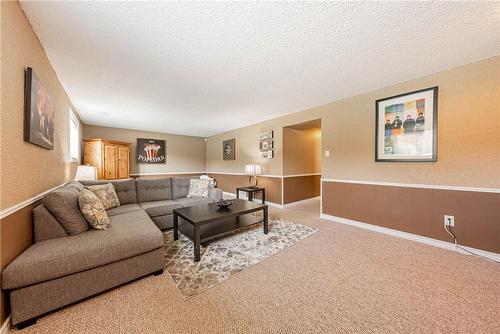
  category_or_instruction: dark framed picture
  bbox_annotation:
[24,67,55,150]
[261,150,273,159]
[223,139,235,160]
[259,130,273,140]
[259,139,273,151]
[137,138,166,164]
[375,86,438,162]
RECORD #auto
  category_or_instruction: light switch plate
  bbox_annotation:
[325,150,330,158]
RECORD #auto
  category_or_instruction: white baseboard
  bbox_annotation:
[283,196,320,208]
[0,316,10,334]
[320,213,500,262]
[223,192,283,208]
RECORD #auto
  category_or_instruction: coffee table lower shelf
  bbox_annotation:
[173,199,269,262]
[178,214,263,245]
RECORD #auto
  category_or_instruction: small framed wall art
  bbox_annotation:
[259,130,274,159]
[259,139,273,151]
[260,150,273,159]
[137,138,166,163]
[375,86,438,162]
[259,130,273,140]
[223,138,235,160]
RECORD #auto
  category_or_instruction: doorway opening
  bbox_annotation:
[282,119,321,214]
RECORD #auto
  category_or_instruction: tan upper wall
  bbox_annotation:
[82,125,206,175]
[207,56,500,188]
[0,1,82,210]
[283,127,321,175]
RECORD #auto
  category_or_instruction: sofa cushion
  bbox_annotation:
[136,178,172,202]
[85,183,120,209]
[106,203,142,217]
[43,184,89,235]
[175,197,214,207]
[1,210,163,290]
[172,177,197,199]
[78,189,110,230]
[80,179,137,205]
[139,200,182,217]
[33,204,68,243]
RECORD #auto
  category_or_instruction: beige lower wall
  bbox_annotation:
[83,125,206,175]
[207,56,500,189]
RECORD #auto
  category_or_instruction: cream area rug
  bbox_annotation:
[163,218,317,299]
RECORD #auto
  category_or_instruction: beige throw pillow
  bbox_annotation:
[85,183,120,209]
[187,179,210,198]
[78,189,110,230]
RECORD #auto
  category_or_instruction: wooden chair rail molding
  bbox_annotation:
[320,178,500,193]
[207,172,321,179]
[0,182,67,219]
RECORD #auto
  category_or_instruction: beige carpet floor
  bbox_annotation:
[10,198,500,333]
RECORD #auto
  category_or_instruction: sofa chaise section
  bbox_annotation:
[2,176,222,327]
[1,184,165,327]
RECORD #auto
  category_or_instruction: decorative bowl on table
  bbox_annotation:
[215,199,233,208]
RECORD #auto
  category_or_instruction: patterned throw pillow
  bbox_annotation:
[187,179,210,198]
[85,183,120,209]
[78,189,110,230]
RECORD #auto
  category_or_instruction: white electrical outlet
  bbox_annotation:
[444,215,455,227]
[325,150,330,158]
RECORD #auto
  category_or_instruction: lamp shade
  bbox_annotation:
[244,164,263,176]
[74,165,97,181]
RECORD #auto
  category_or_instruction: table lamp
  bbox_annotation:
[74,165,97,181]
[244,164,263,188]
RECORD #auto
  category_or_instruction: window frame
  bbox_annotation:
[69,110,80,163]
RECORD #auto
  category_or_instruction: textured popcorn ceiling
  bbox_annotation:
[20,1,500,137]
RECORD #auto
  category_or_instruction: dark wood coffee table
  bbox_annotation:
[172,199,269,262]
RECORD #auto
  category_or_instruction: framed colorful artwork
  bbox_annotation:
[375,86,438,162]
[24,67,55,150]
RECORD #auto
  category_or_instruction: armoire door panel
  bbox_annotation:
[117,146,130,179]
[103,144,117,180]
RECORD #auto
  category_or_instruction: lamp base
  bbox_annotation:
[248,176,259,188]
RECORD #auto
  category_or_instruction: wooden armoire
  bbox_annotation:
[82,138,130,180]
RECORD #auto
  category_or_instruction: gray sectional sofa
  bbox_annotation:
[1,177,222,328]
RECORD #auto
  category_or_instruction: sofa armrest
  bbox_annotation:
[208,188,223,201]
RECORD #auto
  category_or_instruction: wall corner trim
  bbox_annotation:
[0,316,11,334]
[0,182,67,219]
[321,179,500,193]
[319,213,500,262]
